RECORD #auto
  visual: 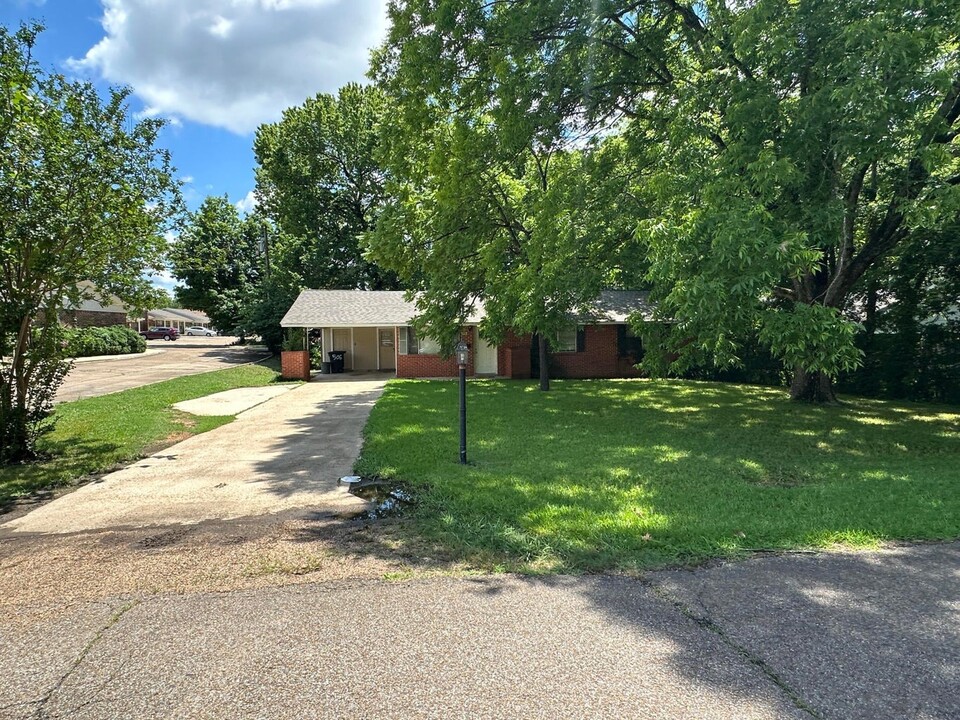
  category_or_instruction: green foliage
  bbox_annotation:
[377,0,960,401]
[253,83,397,290]
[841,220,960,403]
[357,379,960,572]
[242,272,299,352]
[0,325,69,465]
[169,196,263,336]
[630,0,960,398]
[0,24,181,462]
[281,328,305,352]
[370,14,645,379]
[0,359,287,508]
[63,326,146,358]
[247,83,399,349]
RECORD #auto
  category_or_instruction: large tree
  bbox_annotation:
[0,24,180,462]
[378,0,960,401]
[169,195,263,336]
[253,83,397,291]
[370,7,644,389]
[249,83,398,350]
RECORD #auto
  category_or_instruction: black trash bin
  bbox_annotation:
[328,350,346,373]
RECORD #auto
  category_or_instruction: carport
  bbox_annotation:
[279,290,416,373]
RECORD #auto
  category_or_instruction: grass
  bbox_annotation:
[355,379,960,573]
[0,357,292,509]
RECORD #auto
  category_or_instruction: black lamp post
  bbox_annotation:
[455,339,469,464]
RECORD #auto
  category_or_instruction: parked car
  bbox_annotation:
[185,326,217,337]
[140,326,179,341]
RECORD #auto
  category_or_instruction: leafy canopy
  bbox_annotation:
[374,0,960,401]
[0,23,181,462]
[169,195,264,336]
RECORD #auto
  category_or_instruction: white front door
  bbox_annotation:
[474,327,498,375]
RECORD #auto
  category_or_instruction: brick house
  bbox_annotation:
[279,289,655,379]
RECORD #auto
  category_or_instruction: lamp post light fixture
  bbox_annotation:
[455,339,469,464]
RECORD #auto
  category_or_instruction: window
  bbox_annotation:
[398,327,442,355]
[617,324,644,358]
[553,325,584,352]
[418,335,441,354]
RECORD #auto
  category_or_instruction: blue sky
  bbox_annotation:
[1,0,389,288]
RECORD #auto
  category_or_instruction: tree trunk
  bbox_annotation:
[538,333,550,391]
[1,316,35,463]
[789,367,838,403]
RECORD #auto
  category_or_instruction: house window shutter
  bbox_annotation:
[617,324,627,356]
[576,326,586,353]
[407,327,419,355]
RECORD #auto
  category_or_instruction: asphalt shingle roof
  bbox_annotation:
[582,290,657,323]
[281,290,416,327]
[280,289,655,328]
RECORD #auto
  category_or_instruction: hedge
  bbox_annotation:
[63,325,146,358]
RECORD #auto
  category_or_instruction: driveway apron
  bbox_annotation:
[4,377,389,534]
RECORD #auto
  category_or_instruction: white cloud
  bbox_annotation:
[235,190,258,214]
[180,175,194,184]
[148,269,179,293]
[71,0,389,135]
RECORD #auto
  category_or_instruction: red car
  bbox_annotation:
[140,326,179,341]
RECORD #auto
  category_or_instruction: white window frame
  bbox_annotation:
[398,326,442,355]
[554,325,579,352]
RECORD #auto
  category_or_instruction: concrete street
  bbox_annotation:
[2,545,957,720]
[56,336,270,403]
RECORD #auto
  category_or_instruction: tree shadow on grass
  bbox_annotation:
[0,437,123,514]
[344,378,960,572]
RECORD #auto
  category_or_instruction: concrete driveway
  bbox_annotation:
[7,376,389,534]
[56,336,270,403]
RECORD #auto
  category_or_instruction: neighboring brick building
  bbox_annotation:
[59,282,130,328]
[280,289,655,380]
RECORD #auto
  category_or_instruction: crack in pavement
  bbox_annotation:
[645,579,824,719]
[54,657,133,719]
[31,599,141,720]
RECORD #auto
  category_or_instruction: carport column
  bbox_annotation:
[350,327,355,371]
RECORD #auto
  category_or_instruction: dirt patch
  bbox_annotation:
[135,526,195,549]
[0,511,455,614]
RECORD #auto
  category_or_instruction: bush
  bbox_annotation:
[63,325,146,358]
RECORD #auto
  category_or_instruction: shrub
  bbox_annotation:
[63,325,146,358]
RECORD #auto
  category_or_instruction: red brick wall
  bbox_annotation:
[397,327,474,378]
[497,331,532,379]
[550,325,644,379]
[59,310,128,328]
[397,324,644,380]
[280,350,311,380]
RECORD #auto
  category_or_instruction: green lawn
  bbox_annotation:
[0,358,292,509]
[355,379,960,572]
